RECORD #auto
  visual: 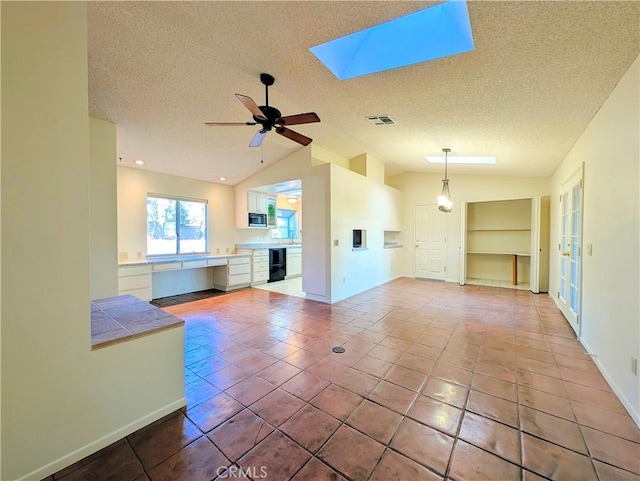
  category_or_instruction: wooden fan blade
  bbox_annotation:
[276,127,312,146]
[235,94,266,120]
[204,122,257,126]
[249,130,267,147]
[276,112,320,126]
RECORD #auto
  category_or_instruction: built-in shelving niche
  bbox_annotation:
[460,197,550,292]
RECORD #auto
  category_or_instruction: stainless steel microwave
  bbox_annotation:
[248,212,267,227]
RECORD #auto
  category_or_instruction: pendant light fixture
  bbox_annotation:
[437,147,453,213]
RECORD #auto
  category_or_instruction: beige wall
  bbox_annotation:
[549,56,639,424]
[117,166,237,258]
[388,173,550,280]
[90,118,118,299]
[1,5,184,479]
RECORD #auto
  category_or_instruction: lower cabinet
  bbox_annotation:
[213,256,251,291]
[286,248,302,279]
[237,248,269,286]
[118,264,152,300]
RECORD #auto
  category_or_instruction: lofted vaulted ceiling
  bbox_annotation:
[87,1,639,184]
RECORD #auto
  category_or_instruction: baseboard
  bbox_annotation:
[304,292,331,304]
[579,339,640,428]
[19,397,187,481]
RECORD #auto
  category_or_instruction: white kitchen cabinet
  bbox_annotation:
[213,256,251,291]
[460,197,549,292]
[118,264,152,300]
[237,248,270,285]
[286,247,302,279]
[248,191,268,213]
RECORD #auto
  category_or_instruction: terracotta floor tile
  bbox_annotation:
[448,440,521,481]
[311,384,364,421]
[353,355,393,378]
[390,417,454,476]
[559,365,611,391]
[384,365,428,392]
[291,458,347,481]
[581,426,640,474]
[185,392,244,433]
[522,433,598,481]
[318,425,385,481]
[467,390,519,428]
[571,401,640,443]
[257,360,301,386]
[370,449,443,481]
[204,364,252,390]
[368,380,417,415]
[458,411,520,464]
[518,356,562,378]
[250,388,306,427]
[397,353,436,374]
[593,460,640,481]
[519,405,588,455]
[281,405,341,453]
[422,377,469,408]
[128,411,202,470]
[306,358,349,383]
[148,437,228,481]
[207,409,273,462]
[261,341,300,359]
[346,399,403,444]
[474,360,517,383]
[518,385,575,421]
[334,368,380,397]
[564,381,627,414]
[238,431,310,481]
[430,362,473,386]
[518,369,568,397]
[282,349,323,370]
[407,343,443,361]
[471,372,517,402]
[225,375,276,406]
[184,377,221,408]
[407,395,462,437]
[53,440,144,481]
[281,371,330,401]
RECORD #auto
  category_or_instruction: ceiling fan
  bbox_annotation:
[205,73,320,147]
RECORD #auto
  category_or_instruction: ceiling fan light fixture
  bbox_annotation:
[287,196,298,204]
[437,148,453,213]
[134,159,144,165]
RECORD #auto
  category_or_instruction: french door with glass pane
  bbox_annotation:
[558,169,582,334]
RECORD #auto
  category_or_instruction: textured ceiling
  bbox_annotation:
[87,1,639,184]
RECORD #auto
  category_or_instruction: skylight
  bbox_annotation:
[426,155,496,165]
[309,0,474,80]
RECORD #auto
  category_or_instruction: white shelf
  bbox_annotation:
[467,251,530,256]
[466,278,531,290]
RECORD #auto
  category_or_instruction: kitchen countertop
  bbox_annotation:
[236,243,302,249]
[118,253,249,267]
[91,294,184,349]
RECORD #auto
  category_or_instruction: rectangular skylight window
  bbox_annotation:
[309,0,474,80]
[426,156,496,165]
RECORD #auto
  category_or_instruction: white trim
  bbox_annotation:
[580,339,640,428]
[19,398,187,481]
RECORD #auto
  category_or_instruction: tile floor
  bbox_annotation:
[48,278,640,481]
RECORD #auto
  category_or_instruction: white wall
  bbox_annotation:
[549,56,639,423]
[1,5,184,479]
[117,166,237,258]
[388,173,550,281]
[329,154,404,302]
[90,118,118,299]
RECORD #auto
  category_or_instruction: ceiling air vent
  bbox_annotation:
[366,115,396,126]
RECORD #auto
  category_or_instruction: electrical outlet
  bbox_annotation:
[137,251,143,259]
[632,357,638,376]
[216,248,220,254]
[118,252,128,261]
[333,239,339,247]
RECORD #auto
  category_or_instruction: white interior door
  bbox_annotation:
[415,204,447,280]
[558,170,583,334]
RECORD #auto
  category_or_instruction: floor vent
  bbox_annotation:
[366,115,396,126]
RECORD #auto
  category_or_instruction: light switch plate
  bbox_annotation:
[333,239,339,247]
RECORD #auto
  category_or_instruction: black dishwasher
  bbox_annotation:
[269,248,286,282]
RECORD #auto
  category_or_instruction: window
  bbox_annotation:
[146,195,207,255]
[272,209,297,239]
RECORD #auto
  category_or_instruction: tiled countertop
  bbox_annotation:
[91,294,184,349]
[118,253,249,267]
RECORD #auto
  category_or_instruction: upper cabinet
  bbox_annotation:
[248,191,268,214]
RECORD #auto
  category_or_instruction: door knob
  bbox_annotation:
[562,251,571,257]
